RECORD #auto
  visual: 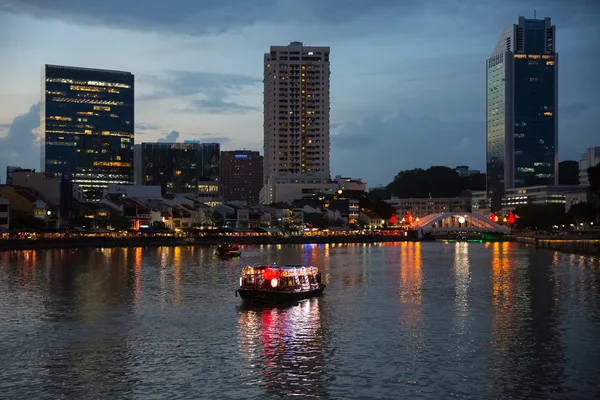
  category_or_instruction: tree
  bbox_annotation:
[150,221,166,229]
[514,204,567,231]
[10,214,46,230]
[588,162,600,222]
[303,213,330,229]
[385,166,485,198]
[108,214,133,231]
[568,202,597,224]
[559,160,579,185]
[208,210,225,228]
[361,193,395,219]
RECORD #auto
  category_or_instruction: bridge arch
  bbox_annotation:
[412,212,510,233]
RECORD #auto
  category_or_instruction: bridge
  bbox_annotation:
[411,212,510,234]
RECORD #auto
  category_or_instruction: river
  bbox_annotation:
[0,242,599,399]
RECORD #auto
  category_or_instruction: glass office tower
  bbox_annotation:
[486,17,557,210]
[138,142,220,198]
[41,64,134,201]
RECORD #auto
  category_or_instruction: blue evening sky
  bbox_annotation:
[0,0,598,187]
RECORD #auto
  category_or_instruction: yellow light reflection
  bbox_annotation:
[454,243,470,333]
[173,247,181,306]
[400,242,422,305]
[133,247,142,311]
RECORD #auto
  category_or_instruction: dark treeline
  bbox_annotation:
[384,166,486,198]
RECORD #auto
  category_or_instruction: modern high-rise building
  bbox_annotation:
[486,16,558,210]
[41,64,135,201]
[261,42,331,203]
[579,146,600,186]
[136,142,220,198]
[220,150,263,204]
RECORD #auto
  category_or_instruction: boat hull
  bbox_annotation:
[217,250,241,257]
[236,285,326,304]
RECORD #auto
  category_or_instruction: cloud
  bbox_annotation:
[0,103,41,178]
[139,71,259,114]
[197,136,231,144]
[2,0,597,39]
[157,130,180,142]
[0,123,10,137]
[135,122,159,133]
[331,112,484,186]
[562,102,592,119]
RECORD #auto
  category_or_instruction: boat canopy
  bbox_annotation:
[242,265,319,278]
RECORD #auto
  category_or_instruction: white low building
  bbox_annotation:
[260,175,366,204]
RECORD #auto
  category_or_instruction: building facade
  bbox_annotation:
[386,196,472,219]
[502,185,581,211]
[41,64,135,201]
[5,166,35,186]
[0,197,9,230]
[486,17,558,211]
[262,41,331,199]
[10,171,80,228]
[579,146,600,185]
[137,142,220,198]
[220,150,263,204]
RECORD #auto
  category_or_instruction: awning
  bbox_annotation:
[260,227,282,233]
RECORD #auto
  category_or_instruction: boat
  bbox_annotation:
[235,264,326,304]
[216,243,241,257]
[456,234,468,242]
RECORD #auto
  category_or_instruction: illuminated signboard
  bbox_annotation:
[235,154,248,158]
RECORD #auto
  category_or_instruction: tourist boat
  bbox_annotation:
[216,243,241,257]
[236,265,326,304]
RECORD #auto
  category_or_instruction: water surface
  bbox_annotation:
[1,243,599,399]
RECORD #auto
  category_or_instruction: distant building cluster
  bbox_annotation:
[0,17,598,232]
[0,42,370,231]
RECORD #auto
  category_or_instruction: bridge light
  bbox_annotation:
[458,216,465,224]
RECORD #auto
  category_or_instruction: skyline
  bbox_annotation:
[0,0,599,187]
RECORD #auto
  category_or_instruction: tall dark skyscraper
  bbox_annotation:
[41,64,134,201]
[136,142,220,198]
[486,16,557,210]
[220,150,263,204]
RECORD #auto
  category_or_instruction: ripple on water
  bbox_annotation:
[0,244,599,399]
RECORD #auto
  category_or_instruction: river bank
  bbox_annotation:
[0,235,414,251]
[514,235,600,255]
[2,234,599,254]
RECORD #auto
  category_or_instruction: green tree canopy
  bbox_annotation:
[515,204,567,231]
[385,166,485,198]
[568,202,597,224]
[109,214,133,231]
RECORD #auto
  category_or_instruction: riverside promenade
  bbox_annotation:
[514,233,600,255]
[0,234,414,251]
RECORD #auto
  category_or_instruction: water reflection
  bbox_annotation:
[1,244,600,398]
[453,243,470,334]
[399,242,422,305]
[489,243,568,398]
[238,299,326,398]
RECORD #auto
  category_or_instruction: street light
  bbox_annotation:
[458,216,465,224]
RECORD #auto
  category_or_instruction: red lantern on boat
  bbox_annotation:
[507,211,516,224]
[262,267,280,281]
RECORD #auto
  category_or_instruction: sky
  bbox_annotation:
[0,0,598,188]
